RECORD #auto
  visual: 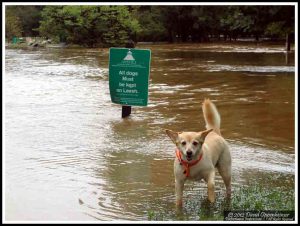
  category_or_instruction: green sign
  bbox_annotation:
[12,36,19,44]
[109,48,151,106]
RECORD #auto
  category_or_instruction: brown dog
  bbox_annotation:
[166,99,231,206]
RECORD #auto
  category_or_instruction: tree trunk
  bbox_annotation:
[168,30,173,43]
[285,52,290,65]
[181,33,187,42]
[286,33,291,52]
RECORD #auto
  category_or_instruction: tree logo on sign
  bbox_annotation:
[121,50,136,65]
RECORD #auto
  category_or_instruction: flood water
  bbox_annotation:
[4,43,295,221]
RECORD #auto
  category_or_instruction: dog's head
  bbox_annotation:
[165,129,213,161]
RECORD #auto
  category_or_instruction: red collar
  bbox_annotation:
[176,149,203,177]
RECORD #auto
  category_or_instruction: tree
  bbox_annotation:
[264,6,294,50]
[38,6,66,42]
[6,5,295,46]
[191,6,226,42]
[133,6,167,42]
[5,6,43,37]
[5,6,23,40]
[101,6,141,46]
[158,6,197,43]
[38,6,140,47]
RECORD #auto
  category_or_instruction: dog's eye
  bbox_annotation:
[181,141,186,146]
[193,141,199,146]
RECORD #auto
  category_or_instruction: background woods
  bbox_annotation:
[5,5,295,47]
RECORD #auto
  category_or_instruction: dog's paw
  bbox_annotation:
[208,194,215,203]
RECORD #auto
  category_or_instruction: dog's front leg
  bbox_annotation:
[207,171,215,203]
[175,179,184,207]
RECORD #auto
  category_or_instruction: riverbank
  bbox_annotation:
[5,42,67,49]
[5,40,295,52]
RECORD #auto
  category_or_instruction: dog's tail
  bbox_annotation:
[202,98,221,135]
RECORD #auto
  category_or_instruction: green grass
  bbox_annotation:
[230,183,294,211]
[147,181,295,221]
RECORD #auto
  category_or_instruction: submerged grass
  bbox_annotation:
[147,178,295,221]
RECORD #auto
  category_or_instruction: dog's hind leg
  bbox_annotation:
[217,147,232,198]
[221,171,231,198]
[217,163,232,198]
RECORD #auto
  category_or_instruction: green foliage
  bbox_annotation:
[220,6,254,39]
[136,5,294,43]
[5,6,23,40]
[38,6,65,41]
[5,6,43,37]
[134,6,167,42]
[219,6,295,41]
[264,6,294,39]
[38,6,140,47]
[265,22,286,38]
[5,5,295,46]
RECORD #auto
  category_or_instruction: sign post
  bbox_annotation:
[121,41,135,118]
[109,48,151,117]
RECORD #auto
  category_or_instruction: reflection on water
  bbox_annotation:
[5,43,295,221]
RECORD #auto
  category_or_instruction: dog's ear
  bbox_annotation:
[165,129,179,144]
[199,129,213,141]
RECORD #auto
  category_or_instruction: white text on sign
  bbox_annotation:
[116,70,139,94]
[119,70,139,76]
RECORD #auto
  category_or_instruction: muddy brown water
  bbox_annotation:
[5,43,295,221]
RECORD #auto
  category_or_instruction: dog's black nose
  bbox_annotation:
[187,150,192,156]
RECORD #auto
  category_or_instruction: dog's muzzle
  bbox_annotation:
[186,150,193,161]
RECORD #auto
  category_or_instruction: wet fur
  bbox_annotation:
[166,99,231,206]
